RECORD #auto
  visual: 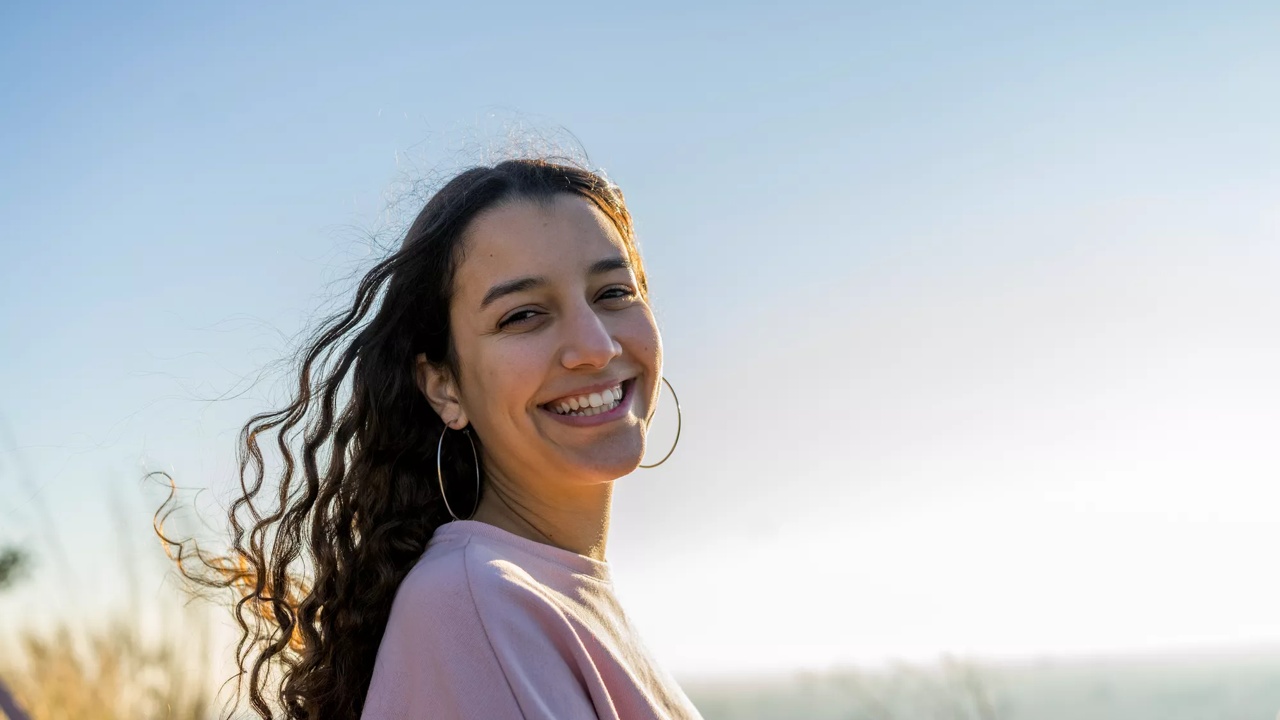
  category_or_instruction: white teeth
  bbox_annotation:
[548,384,625,415]
[567,399,617,417]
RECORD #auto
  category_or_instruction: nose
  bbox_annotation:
[559,302,622,370]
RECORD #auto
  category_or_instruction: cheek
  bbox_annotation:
[472,343,546,413]
[632,312,662,368]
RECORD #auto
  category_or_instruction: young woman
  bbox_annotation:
[164,158,702,719]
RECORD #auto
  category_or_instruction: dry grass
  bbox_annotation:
[0,611,215,720]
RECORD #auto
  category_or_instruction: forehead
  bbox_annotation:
[453,195,628,300]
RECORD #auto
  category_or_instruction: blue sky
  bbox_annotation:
[2,1,1279,678]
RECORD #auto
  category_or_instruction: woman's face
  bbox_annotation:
[420,194,662,490]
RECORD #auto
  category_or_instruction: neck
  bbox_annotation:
[470,469,614,561]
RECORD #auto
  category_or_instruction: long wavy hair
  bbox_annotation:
[156,157,649,719]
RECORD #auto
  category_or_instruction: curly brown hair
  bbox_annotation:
[156,157,649,719]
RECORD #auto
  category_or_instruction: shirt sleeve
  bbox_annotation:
[360,542,602,720]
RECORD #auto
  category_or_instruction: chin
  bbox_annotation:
[571,435,647,481]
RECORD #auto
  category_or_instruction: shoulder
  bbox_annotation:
[364,538,535,718]
[375,534,583,687]
[366,530,606,719]
[390,532,566,636]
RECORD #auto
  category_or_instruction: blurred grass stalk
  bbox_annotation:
[0,612,213,720]
[0,477,218,720]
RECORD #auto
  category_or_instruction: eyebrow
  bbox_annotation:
[479,256,632,310]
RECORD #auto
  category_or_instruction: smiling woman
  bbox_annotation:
[157,158,701,720]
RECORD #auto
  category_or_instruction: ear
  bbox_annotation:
[415,353,469,430]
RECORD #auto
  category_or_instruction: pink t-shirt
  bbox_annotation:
[360,520,704,719]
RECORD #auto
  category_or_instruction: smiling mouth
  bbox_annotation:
[543,380,630,417]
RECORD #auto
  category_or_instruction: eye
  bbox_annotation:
[499,309,542,328]
[597,286,637,302]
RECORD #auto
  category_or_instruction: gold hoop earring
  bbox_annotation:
[437,427,479,520]
[639,377,681,469]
